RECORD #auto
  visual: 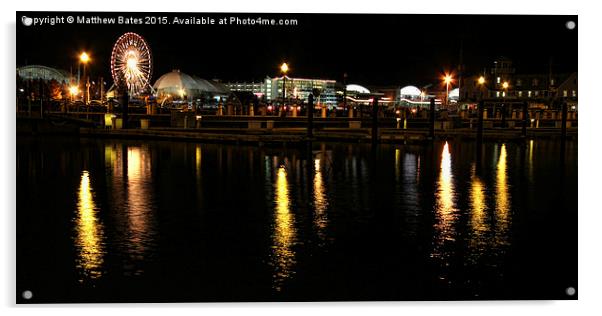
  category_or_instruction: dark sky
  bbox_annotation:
[17,12,577,87]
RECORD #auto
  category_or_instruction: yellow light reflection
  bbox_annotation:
[528,140,534,163]
[468,165,488,258]
[104,145,115,168]
[313,159,328,238]
[395,148,401,181]
[75,171,105,282]
[272,166,296,291]
[495,144,511,245]
[528,140,534,181]
[195,145,202,178]
[432,142,458,260]
[126,146,152,269]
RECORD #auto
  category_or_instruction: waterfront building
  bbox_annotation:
[224,77,337,108]
[267,76,337,108]
[224,81,265,96]
[17,65,70,83]
[460,57,577,109]
[153,69,230,107]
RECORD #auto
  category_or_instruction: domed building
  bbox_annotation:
[153,70,231,108]
[399,85,422,99]
[153,69,203,100]
[344,84,371,104]
[448,88,460,102]
[398,85,427,107]
[17,65,70,83]
[346,84,370,94]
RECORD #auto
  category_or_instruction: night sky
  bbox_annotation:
[17,12,577,87]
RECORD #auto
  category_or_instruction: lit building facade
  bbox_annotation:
[224,77,337,107]
[224,81,265,96]
[460,57,577,109]
[266,76,337,107]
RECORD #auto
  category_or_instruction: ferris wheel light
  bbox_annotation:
[111,32,152,96]
[127,57,138,70]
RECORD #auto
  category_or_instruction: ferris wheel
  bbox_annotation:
[110,32,153,96]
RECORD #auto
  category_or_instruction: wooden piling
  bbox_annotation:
[429,98,435,139]
[307,94,314,139]
[372,97,379,144]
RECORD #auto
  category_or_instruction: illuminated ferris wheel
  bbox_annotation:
[110,32,152,96]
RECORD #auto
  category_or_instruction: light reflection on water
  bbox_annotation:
[466,143,512,272]
[36,137,567,299]
[431,142,513,282]
[313,158,329,241]
[125,147,153,261]
[271,165,297,292]
[495,144,511,247]
[432,141,458,264]
[74,170,105,283]
[196,144,202,178]
[468,165,488,261]
[104,144,156,276]
[81,141,517,288]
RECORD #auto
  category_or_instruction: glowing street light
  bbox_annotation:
[444,74,453,85]
[477,76,486,100]
[79,52,90,63]
[280,62,289,74]
[79,51,91,106]
[501,81,509,99]
[280,62,289,111]
[443,73,453,106]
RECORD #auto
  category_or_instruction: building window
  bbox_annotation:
[535,91,539,97]
[532,79,539,86]
[496,91,500,98]
[518,91,523,97]
[563,90,568,97]
[550,79,555,85]
[528,91,532,97]
[516,79,522,86]
[572,90,577,97]
[502,91,506,97]
[497,77,501,84]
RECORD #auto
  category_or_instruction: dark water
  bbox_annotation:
[16,137,577,302]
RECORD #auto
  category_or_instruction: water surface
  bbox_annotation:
[17,137,577,302]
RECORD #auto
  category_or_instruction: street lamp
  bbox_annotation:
[79,52,91,106]
[443,73,453,107]
[477,76,486,100]
[280,62,288,111]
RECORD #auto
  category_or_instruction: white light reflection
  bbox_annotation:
[313,158,329,240]
[432,142,459,265]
